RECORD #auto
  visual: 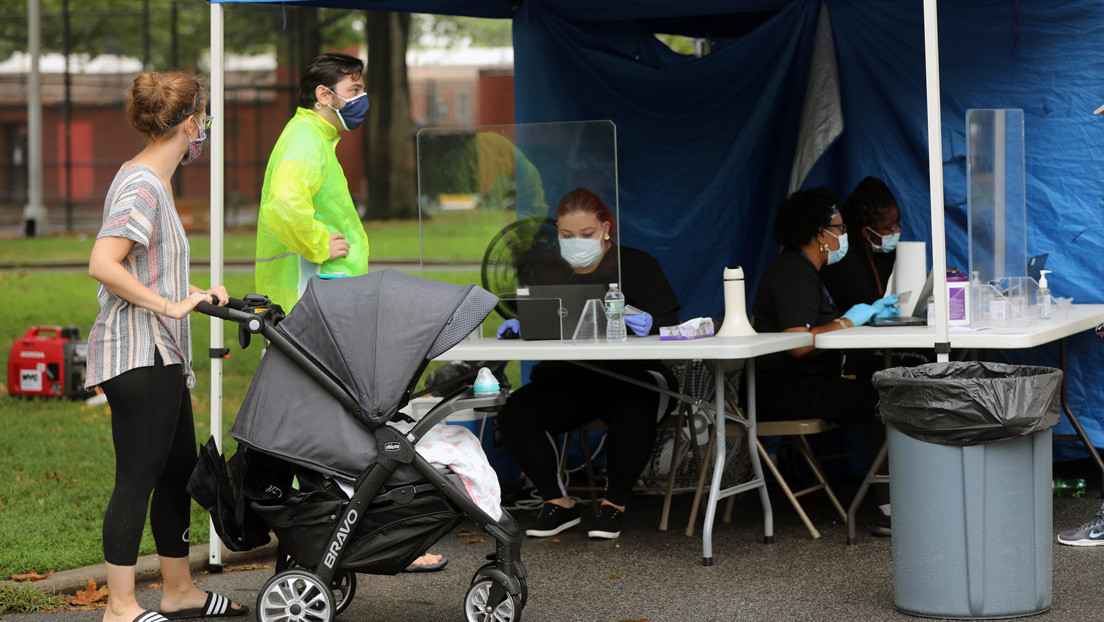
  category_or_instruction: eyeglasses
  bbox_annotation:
[198,116,214,129]
[824,223,847,234]
[867,222,901,236]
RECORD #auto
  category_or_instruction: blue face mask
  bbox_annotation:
[867,227,900,253]
[326,88,369,131]
[825,230,849,265]
[559,237,603,268]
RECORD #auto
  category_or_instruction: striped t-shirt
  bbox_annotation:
[86,165,195,389]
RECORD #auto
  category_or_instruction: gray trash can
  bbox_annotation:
[873,361,1063,620]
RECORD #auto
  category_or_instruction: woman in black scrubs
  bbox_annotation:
[821,176,902,313]
[497,188,680,541]
[751,187,897,534]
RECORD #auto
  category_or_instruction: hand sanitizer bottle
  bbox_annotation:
[1036,270,1052,320]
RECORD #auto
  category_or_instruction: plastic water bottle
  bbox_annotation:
[1053,477,1087,498]
[604,283,626,342]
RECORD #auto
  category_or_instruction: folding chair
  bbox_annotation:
[687,411,848,540]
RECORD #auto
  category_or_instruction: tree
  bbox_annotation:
[364,11,416,220]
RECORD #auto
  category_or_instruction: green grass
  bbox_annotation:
[0,210,508,265]
[0,581,68,614]
[0,222,516,579]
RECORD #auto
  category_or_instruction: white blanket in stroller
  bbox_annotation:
[395,421,503,521]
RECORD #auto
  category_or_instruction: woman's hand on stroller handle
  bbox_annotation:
[195,298,263,333]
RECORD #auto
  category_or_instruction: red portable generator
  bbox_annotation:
[7,326,94,399]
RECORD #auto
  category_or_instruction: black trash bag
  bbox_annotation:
[872,361,1062,446]
[187,436,272,551]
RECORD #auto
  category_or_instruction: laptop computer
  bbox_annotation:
[514,284,608,340]
[869,270,933,327]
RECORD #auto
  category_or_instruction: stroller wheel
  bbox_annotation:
[288,562,356,615]
[258,569,336,622]
[330,569,356,615]
[465,579,521,622]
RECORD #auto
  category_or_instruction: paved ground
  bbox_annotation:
[9,474,1104,622]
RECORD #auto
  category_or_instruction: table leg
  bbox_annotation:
[746,359,773,545]
[701,358,725,565]
[701,358,773,566]
[1054,338,1104,496]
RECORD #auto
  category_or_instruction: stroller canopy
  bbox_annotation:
[230,270,498,478]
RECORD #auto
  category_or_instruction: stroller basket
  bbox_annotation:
[253,486,462,575]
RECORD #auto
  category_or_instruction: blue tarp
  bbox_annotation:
[510,0,1104,456]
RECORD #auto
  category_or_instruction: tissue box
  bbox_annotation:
[660,317,715,340]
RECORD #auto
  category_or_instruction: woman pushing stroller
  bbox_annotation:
[86,70,245,622]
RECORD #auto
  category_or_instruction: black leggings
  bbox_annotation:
[498,365,672,507]
[99,352,196,565]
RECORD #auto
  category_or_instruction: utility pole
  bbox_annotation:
[23,0,46,237]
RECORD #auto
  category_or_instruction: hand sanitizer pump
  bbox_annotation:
[715,266,758,337]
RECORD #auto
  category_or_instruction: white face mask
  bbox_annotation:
[824,230,849,265]
[866,227,900,253]
[559,237,603,268]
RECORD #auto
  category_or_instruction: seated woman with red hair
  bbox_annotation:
[497,188,681,540]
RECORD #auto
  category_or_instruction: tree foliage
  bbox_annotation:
[0,1,363,71]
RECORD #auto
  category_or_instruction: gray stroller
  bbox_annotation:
[192,269,526,622]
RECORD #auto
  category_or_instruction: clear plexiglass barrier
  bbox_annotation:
[967,109,1035,327]
[416,121,620,336]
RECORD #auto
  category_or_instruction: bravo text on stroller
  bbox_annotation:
[324,509,358,568]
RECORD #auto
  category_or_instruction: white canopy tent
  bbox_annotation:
[202,0,954,565]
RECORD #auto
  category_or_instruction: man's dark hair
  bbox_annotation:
[772,186,841,249]
[298,53,365,109]
[841,176,899,234]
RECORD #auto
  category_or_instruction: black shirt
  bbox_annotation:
[820,242,896,312]
[531,244,681,380]
[529,244,681,330]
[751,248,842,411]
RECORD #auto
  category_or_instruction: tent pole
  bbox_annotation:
[208,1,225,571]
[923,0,949,363]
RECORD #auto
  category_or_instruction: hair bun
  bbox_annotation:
[125,70,204,141]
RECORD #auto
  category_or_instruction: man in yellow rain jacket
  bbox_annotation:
[256,52,371,313]
[254,52,448,573]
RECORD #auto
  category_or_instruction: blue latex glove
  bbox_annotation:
[875,304,900,320]
[872,294,900,319]
[624,311,654,337]
[841,303,878,327]
[497,318,520,339]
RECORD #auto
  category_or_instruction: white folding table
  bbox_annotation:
[815,304,1104,541]
[435,332,813,564]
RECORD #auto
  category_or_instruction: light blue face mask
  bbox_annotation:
[867,227,900,253]
[559,237,603,268]
[825,230,849,265]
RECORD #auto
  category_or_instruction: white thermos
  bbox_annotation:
[715,266,757,337]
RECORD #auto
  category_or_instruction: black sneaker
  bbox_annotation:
[525,502,581,538]
[871,507,892,537]
[587,504,624,540]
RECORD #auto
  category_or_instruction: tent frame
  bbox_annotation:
[204,0,953,566]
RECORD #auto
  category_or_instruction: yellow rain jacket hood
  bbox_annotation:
[256,107,369,312]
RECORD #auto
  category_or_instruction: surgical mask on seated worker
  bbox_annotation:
[825,230,849,265]
[325,88,370,131]
[866,227,900,253]
[559,237,603,268]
